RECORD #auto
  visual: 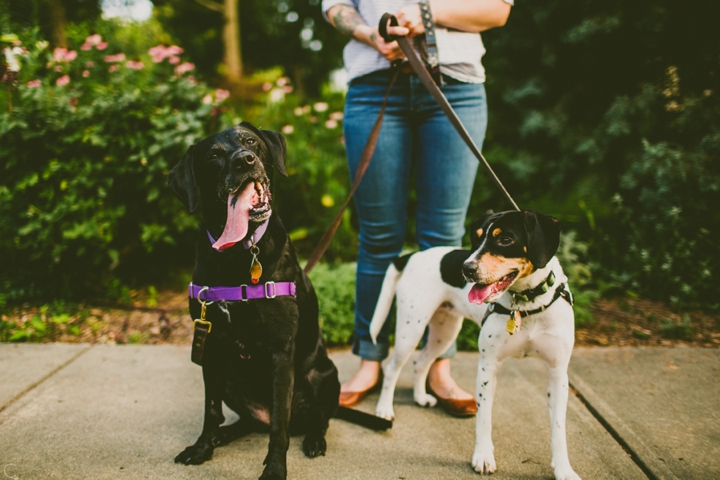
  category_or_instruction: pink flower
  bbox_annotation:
[81,43,92,51]
[281,125,294,134]
[68,97,78,106]
[202,94,213,105]
[215,89,230,102]
[148,45,185,63]
[174,62,195,75]
[27,79,41,88]
[54,65,63,72]
[187,76,196,84]
[109,65,118,72]
[282,85,293,93]
[53,47,67,61]
[325,119,338,129]
[53,48,77,62]
[97,42,107,50]
[126,60,145,70]
[104,53,126,63]
[82,70,90,78]
[85,61,95,68]
[56,75,70,86]
[262,82,272,92]
[85,34,102,46]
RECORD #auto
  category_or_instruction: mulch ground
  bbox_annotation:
[3,291,719,349]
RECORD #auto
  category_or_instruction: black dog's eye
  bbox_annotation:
[245,137,257,146]
[498,236,514,247]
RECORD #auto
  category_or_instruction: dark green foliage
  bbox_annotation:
[476,0,720,310]
[0,23,226,302]
[153,0,345,95]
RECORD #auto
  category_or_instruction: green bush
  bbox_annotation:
[0,25,229,301]
[308,261,356,346]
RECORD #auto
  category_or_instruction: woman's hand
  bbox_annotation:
[326,4,409,62]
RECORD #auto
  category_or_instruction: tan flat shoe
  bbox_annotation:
[426,382,477,417]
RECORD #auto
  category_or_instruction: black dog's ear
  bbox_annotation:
[523,210,561,269]
[260,129,288,177]
[468,210,496,249]
[167,145,198,213]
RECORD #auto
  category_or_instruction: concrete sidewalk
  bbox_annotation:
[0,344,717,479]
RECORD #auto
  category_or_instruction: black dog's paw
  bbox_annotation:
[259,463,286,480]
[302,433,327,458]
[174,442,214,465]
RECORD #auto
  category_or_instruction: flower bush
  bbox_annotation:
[0,29,231,302]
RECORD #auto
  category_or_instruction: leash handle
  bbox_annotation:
[379,13,402,69]
[379,13,398,42]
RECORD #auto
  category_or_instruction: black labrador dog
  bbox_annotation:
[168,122,340,480]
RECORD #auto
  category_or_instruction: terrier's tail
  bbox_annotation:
[369,262,404,344]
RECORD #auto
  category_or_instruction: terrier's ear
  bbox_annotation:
[524,210,561,269]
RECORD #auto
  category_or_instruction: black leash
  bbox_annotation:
[379,12,520,212]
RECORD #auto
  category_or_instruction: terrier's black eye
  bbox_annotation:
[245,137,257,146]
[498,237,514,247]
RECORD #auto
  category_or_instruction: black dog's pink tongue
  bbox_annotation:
[212,183,257,251]
[468,283,496,305]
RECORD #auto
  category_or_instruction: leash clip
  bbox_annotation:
[193,286,213,333]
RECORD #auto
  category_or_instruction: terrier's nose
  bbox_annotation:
[232,151,256,170]
[462,262,477,280]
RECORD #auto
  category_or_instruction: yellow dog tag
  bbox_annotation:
[506,311,522,335]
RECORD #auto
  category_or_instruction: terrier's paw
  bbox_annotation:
[375,404,395,421]
[471,447,497,474]
[414,392,438,408]
[553,465,581,480]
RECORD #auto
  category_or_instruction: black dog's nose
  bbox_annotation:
[462,262,477,281]
[231,151,257,170]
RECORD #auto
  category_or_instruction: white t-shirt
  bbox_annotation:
[322,0,513,84]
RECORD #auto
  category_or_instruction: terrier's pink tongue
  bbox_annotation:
[212,183,256,251]
[468,283,496,305]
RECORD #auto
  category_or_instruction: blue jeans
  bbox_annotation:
[344,69,488,361]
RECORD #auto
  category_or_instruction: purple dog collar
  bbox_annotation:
[188,281,296,302]
[206,219,270,251]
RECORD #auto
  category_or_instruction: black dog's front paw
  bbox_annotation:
[174,441,214,465]
[259,463,286,480]
[302,433,327,458]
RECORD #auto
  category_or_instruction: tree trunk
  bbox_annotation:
[43,0,68,47]
[223,0,242,84]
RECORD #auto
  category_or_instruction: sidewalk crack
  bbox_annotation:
[0,344,94,414]
[569,381,658,480]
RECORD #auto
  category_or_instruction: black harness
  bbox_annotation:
[480,271,575,329]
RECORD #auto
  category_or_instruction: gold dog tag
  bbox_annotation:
[506,311,521,335]
[249,243,262,284]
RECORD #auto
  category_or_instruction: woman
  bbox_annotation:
[322,0,513,415]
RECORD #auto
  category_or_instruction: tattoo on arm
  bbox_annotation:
[330,5,367,38]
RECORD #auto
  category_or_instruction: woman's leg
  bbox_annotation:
[342,71,413,392]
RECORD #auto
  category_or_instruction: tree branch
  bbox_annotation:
[194,0,224,14]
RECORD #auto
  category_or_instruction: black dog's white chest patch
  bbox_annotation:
[440,250,471,289]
